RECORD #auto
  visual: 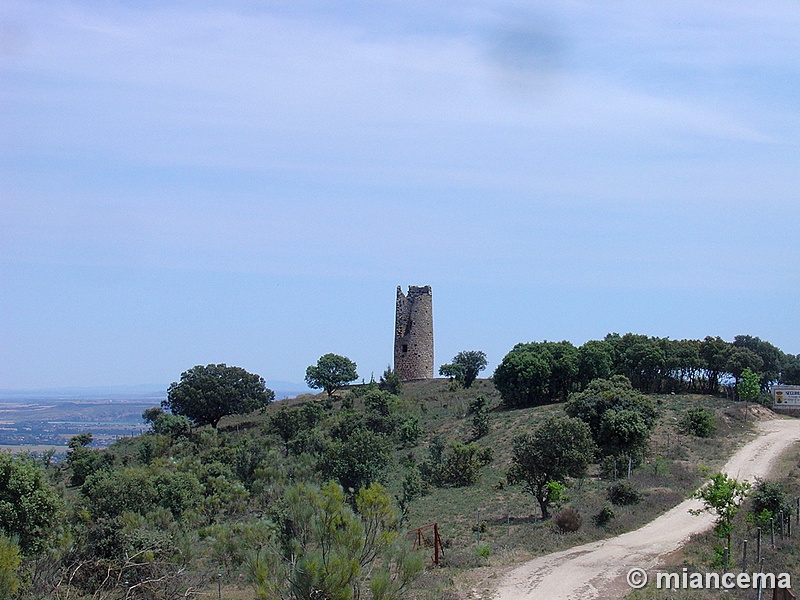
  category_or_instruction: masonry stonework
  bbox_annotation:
[394,285,434,381]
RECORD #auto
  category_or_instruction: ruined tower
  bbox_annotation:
[394,285,434,381]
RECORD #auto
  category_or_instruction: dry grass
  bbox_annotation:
[389,382,759,598]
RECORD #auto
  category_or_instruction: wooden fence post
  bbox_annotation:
[741,539,747,571]
[434,523,440,566]
[757,527,762,563]
[771,518,776,549]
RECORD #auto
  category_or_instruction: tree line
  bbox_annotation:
[493,333,800,407]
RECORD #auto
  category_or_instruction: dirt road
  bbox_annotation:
[493,417,800,600]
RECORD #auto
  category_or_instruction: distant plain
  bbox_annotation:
[0,397,160,450]
[0,382,308,451]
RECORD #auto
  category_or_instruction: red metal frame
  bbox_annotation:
[408,523,445,566]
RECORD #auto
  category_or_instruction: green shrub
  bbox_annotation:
[397,417,422,447]
[0,535,21,598]
[469,396,491,440]
[679,407,716,437]
[757,392,774,409]
[66,438,105,487]
[397,468,423,521]
[378,366,402,395]
[82,465,202,520]
[0,452,62,554]
[441,442,489,486]
[471,520,488,534]
[564,376,658,457]
[750,478,790,524]
[318,428,391,491]
[591,504,615,527]
[421,440,492,487]
[546,481,569,510]
[607,481,641,506]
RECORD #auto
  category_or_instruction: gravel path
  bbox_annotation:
[492,417,800,600]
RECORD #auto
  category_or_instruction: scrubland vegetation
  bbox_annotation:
[2,332,799,599]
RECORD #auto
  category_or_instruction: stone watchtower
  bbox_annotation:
[394,285,434,381]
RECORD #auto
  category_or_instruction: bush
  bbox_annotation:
[363,389,392,415]
[379,366,402,395]
[82,465,203,520]
[750,478,790,523]
[546,481,568,510]
[679,407,716,437]
[607,481,641,506]
[553,508,582,533]
[0,452,62,554]
[318,428,391,492]
[397,417,422,447]
[471,520,488,535]
[757,392,774,409]
[421,441,492,487]
[441,443,490,487]
[469,395,491,440]
[0,535,21,597]
[397,468,423,521]
[153,412,192,438]
[471,410,490,440]
[591,505,615,527]
[597,409,651,457]
[565,376,657,457]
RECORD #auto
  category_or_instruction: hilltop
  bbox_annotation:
[2,375,787,600]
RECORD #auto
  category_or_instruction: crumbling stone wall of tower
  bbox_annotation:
[394,285,434,381]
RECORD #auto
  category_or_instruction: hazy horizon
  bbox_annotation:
[0,380,312,398]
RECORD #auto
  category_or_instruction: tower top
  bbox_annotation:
[398,284,432,298]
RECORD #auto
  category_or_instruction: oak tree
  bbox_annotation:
[565,376,657,458]
[507,416,595,519]
[305,353,359,397]
[163,364,274,428]
[441,350,487,388]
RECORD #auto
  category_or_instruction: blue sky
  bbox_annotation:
[2,1,799,390]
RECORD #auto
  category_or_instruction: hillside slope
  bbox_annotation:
[492,416,800,600]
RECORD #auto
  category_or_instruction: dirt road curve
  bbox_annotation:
[493,417,800,600]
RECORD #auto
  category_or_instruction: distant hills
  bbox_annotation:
[0,384,167,402]
[268,381,314,400]
[0,381,311,403]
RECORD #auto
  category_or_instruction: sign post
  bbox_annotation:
[772,386,800,410]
